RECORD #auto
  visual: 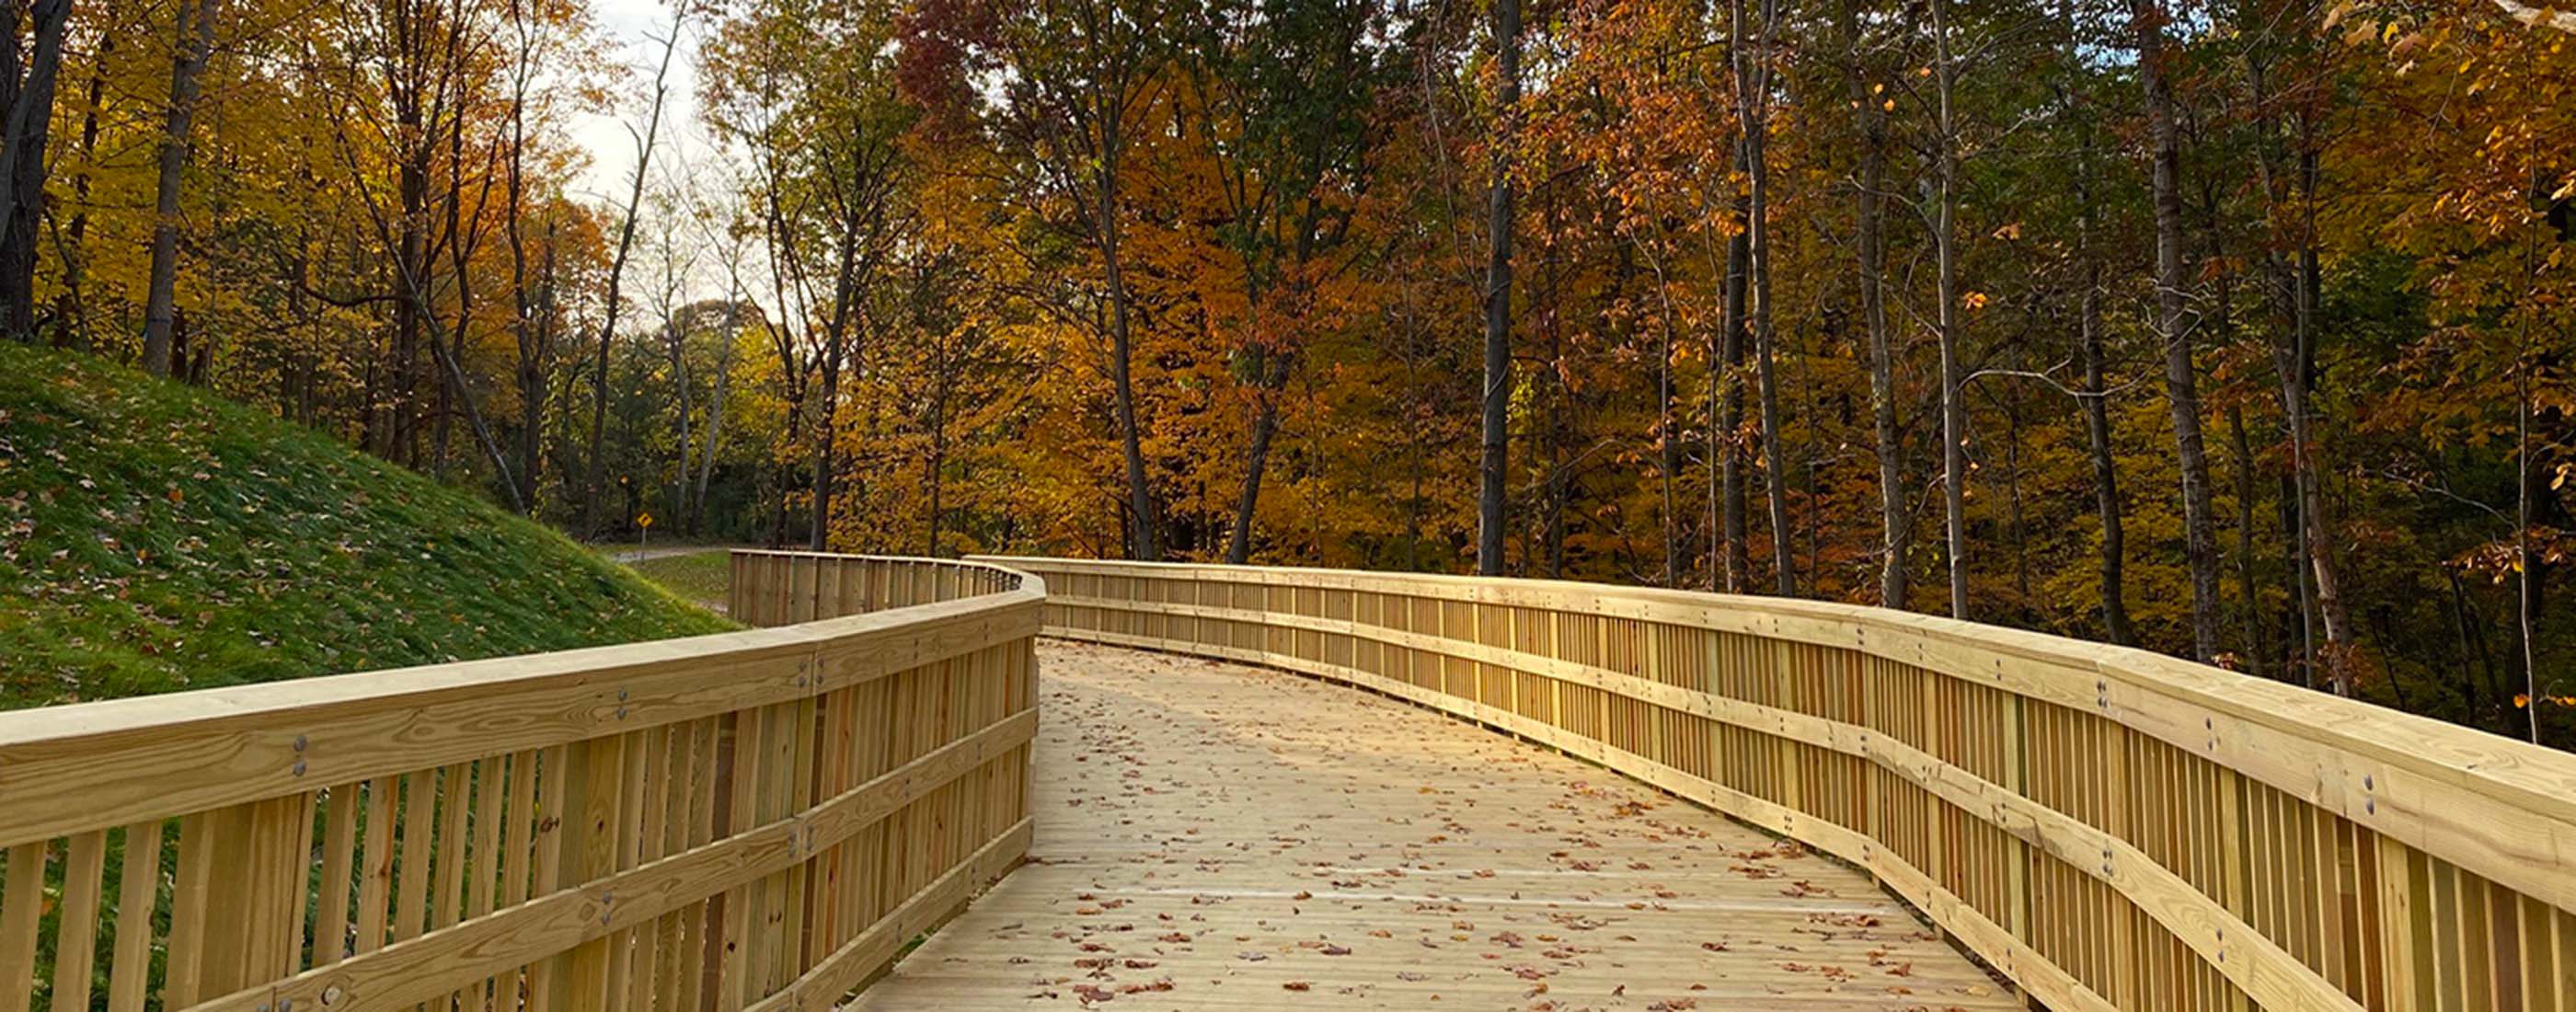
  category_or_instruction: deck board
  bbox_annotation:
[849,640,2018,1010]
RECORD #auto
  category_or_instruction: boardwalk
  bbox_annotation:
[852,640,2016,1011]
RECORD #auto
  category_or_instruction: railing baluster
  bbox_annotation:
[105,821,163,1012]
[983,554,2576,1012]
[0,843,45,1012]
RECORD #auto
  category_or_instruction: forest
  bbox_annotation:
[7,0,2575,743]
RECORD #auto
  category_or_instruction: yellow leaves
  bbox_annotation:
[1961,291,1991,312]
[1990,222,2021,240]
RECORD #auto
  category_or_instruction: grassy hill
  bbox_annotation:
[622,548,738,612]
[0,342,735,709]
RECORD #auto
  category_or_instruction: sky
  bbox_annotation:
[564,0,754,309]
[566,0,710,210]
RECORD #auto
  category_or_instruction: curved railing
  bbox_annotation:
[0,551,1038,1012]
[983,556,2576,1012]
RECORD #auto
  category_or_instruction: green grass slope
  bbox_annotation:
[0,342,736,708]
[623,549,738,612]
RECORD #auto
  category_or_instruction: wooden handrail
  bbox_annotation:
[981,555,2576,1012]
[0,552,1040,1012]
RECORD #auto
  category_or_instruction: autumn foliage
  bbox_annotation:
[12,0,2576,742]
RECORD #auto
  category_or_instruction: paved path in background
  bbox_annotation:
[600,543,746,563]
[850,640,2016,1011]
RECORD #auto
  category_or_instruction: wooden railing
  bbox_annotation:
[983,556,2576,1012]
[0,551,1038,1012]
[729,551,1024,627]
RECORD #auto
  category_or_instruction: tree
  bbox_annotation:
[2062,0,2130,642]
[27,0,2576,751]
[1735,0,1790,594]
[1478,0,1521,576]
[0,0,69,339]
[1185,0,1386,565]
[139,0,218,375]
[581,2,683,536]
[1846,0,1910,610]
[917,0,1181,560]
[2133,0,2223,661]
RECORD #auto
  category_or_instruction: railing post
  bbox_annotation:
[729,552,745,622]
[166,796,308,1002]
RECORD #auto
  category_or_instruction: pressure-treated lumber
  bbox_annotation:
[851,640,2020,1010]
[14,547,2568,1011]
[0,552,1037,1012]
[983,555,2576,1012]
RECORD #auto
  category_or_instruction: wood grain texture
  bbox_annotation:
[0,554,1037,1012]
[984,555,2576,1012]
[851,641,2017,1010]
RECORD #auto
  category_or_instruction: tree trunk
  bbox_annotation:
[2283,105,2355,692]
[2133,0,2224,661]
[434,61,488,483]
[2229,407,2271,675]
[1478,0,1521,577]
[771,385,804,548]
[2122,0,2225,659]
[2519,353,2539,741]
[926,339,949,555]
[669,316,694,528]
[1739,0,1792,596]
[1932,0,1971,619]
[420,299,524,512]
[0,0,69,341]
[1718,215,1751,592]
[2068,60,2133,644]
[2200,169,2272,674]
[1226,392,1282,565]
[811,346,839,550]
[389,56,430,466]
[1659,317,1681,586]
[144,0,219,374]
[506,45,543,512]
[1099,152,1162,561]
[1718,4,1747,593]
[695,305,735,535]
[53,33,106,351]
[583,7,682,535]
[2445,568,2509,721]
[811,196,874,554]
[1847,0,1907,610]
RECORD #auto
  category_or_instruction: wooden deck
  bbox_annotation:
[851,640,2016,1010]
